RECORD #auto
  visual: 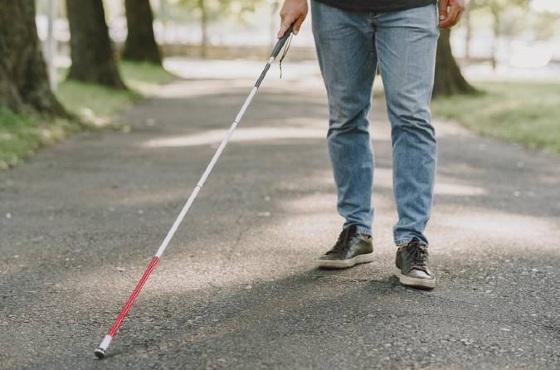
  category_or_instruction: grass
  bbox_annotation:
[120,61,175,90]
[4,68,558,169]
[432,81,560,154]
[57,61,175,126]
[0,109,75,169]
[0,62,175,169]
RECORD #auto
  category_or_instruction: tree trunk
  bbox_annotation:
[0,0,67,116]
[66,0,126,89]
[199,0,208,58]
[123,0,162,65]
[433,29,477,98]
[464,7,471,61]
[490,6,500,70]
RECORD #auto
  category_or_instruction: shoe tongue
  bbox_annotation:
[346,225,357,235]
[335,225,357,246]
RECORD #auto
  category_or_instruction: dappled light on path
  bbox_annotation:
[143,127,326,148]
[374,167,488,197]
[1,71,559,369]
[437,211,558,244]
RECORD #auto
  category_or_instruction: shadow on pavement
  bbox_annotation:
[0,76,559,369]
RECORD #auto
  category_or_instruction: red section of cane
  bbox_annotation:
[94,26,295,359]
[108,256,160,336]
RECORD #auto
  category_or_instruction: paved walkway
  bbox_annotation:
[1,62,559,369]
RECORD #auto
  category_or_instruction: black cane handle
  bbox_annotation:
[271,24,295,59]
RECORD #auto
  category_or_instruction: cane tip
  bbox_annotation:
[94,347,106,359]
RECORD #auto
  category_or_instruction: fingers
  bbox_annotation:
[293,16,305,35]
[450,6,464,26]
[439,5,463,28]
[277,0,308,37]
[277,17,293,38]
[277,5,295,38]
[438,0,449,24]
[439,0,465,28]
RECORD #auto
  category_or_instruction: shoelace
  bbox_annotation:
[409,242,429,271]
[328,228,353,254]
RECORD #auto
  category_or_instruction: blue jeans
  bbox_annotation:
[311,1,439,246]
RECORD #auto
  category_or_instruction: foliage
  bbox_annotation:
[120,61,175,88]
[173,0,266,23]
[0,108,76,169]
[58,61,173,126]
[469,0,528,13]
[432,81,560,153]
[469,0,529,36]
[532,11,560,41]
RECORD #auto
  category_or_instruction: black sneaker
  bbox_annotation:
[395,239,436,289]
[318,225,374,269]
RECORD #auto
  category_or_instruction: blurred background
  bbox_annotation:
[1,0,559,168]
[34,0,560,72]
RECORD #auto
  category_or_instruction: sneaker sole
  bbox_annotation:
[318,252,375,269]
[396,271,437,290]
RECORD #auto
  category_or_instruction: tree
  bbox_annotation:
[0,0,66,116]
[469,0,528,69]
[179,0,265,57]
[123,0,162,65]
[66,0,126,89]
[533,11,560,41]
[463,6,472,60]
[199,0,209,57]
[433,29,477,97]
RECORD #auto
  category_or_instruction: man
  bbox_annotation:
[278,0,464,289]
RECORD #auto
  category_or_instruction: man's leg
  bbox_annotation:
[374,4,438,288]
[374,4,439,247]
[311,0,376,236]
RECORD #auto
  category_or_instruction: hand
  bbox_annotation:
[277,0,308,37]
[439,0,465,29]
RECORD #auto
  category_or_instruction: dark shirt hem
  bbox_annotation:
[314,0,437,13]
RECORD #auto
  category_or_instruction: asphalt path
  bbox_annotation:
[1,64,559,369]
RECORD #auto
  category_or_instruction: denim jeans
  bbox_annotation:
[311,1,439,246]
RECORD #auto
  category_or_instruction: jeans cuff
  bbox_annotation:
[354,225,372,236]
[395,237,428,247]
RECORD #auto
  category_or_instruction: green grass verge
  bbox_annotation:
[120,61,175,90]
[0,62,175,169]
[57,61,175,126]
[0,108,77,169]
[432,81,560,154]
